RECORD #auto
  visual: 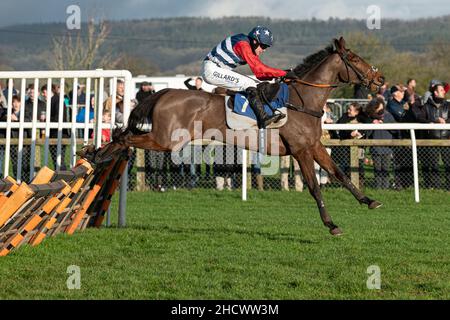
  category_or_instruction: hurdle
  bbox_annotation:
[29,161,94,245]
[0,147,130,257]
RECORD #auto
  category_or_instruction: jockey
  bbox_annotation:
[201,26,297,128]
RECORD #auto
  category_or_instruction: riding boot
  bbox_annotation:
[245,87,281,129]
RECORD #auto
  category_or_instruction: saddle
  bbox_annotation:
[222,82,289,130]
[214,82,280,101]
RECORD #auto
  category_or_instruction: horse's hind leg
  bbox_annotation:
[294,150,343,236]
[312,144,382,209]
[126,132,171,152]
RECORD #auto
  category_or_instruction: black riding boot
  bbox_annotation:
[245,87,282,129]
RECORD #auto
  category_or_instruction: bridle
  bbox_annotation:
[290,50,379,89]
[339,50,380,90]
[284,50,381,118]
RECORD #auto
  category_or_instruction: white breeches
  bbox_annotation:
[201,60,258,91]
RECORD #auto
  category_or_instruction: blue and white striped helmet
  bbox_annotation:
[248,26,274,47]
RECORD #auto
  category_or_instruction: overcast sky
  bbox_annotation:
[1,0,450,27]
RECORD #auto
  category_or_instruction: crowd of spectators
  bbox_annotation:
[1,76,449,191]
[328,79,450,190]
[0,81,71,180]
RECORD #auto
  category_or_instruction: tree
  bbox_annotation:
[424,39,450,84]
[50,19,121,70]
[117,54,160,76]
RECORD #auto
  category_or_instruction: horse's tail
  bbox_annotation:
[126,88,171,135]
[111,88,170,142]
[92,88,170,164]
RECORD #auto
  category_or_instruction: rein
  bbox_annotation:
[291,79,339,88]
[285,84,325,118]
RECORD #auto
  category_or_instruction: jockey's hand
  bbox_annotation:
[280,70,298,82]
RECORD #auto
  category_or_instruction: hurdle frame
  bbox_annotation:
[0,70,132,227]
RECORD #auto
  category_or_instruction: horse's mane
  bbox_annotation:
[293,44,335,78]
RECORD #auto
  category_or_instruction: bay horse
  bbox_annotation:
[97,37,385,236]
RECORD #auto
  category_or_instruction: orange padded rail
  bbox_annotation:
[65,160,116,235]
[0,183,35,228]
[29,166,93,246]
[31,167,55,184]
[93,159,128,227]
[0,182,71,256]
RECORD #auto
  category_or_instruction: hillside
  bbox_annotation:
[1,16,450,74]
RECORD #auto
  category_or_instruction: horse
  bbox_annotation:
[96,37,385,236]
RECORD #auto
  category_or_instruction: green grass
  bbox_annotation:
[1,188,450,299]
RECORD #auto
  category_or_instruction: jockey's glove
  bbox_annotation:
[280,70,298,82]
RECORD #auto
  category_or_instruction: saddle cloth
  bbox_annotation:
[225,83,289,130]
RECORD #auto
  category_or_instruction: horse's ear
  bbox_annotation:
[333,38,343,52]
[339,37,346,49]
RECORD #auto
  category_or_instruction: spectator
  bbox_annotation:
[104,80,138,187]
[90,112,112,146]
[162,151,184,191]
[353,83,371,99]
[423,82,450,190]
[250,152,265,191]
[404,78,418,104]
[376,82,390,102]
[337,102,364,140]
[0,95,31,181]
[386,85,412,121]
[145,148,166,192]
[0,82,7,109]
[2,81,18,102]
[214,144,239,191]
[24,84,46,142]
[365,98,396,189]
[136,81,155,103]
[315,104,334,187]
[76,95,95,140]
[26,84,46,124]
[280,156,303,192]
[336,102,365,183]
[422,79,445,105]
[184,77,204,91]
[386,85,415,189]
[409,81,433,188]
[112,82,138,125]
[76,95,95,123]
[68,85,86,105]
[104,79,125,121]
[41,84,70,171]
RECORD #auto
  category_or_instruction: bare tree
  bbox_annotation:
[117,54,160,76]
[50,19,121,70]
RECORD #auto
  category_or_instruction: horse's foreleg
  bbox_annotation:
[312,144,382,209]
[294,150,343,236]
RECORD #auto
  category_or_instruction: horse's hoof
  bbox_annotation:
[330,227,343,236]
[369,200,383,209]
